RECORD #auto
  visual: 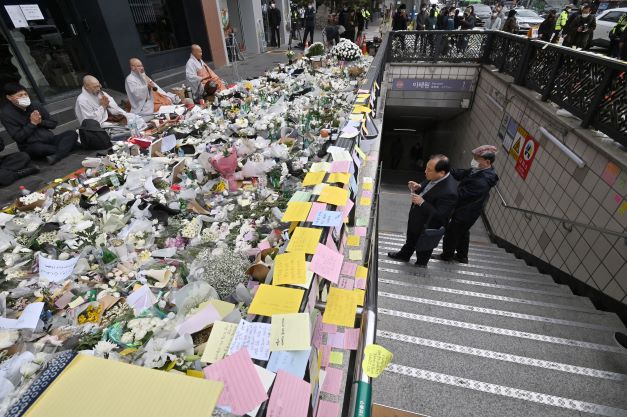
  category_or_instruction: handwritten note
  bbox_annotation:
[248,284,304,317]
[362,344,393,378]
[320,367,343,395]
[349,250,362,261]
[347,235,360,247]
[355,266,368,279]
[267,370,311,417]
[270,313,311,351]
[317,400,341,417]
[200,321,238,363]
[267,348,311,378]
[227,319,271,361]
[302,171,326,186]
[290,190,312,202]
[343,328,360,350]
[310,162,330,173]
[273,252,307,285]
[318,186,349,207]
[323,287,357,327]
[326,173,350,184]
[307,202,327,222]
[330,160,351,173]
[287,227,322,254]
[247,365,276,417]
[39,254,79,282]
[203,348,268,415]
[329,351,344,366]
[341,262,357,277]
[353,226,367,236]
[312,210,343,230]
[310,243,343,284]
[282,202,312,222]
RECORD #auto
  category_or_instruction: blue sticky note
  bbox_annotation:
[313,210,343,230]
[267,348,311,378]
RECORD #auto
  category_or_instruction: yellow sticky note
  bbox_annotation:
[302,171,326,186]
[207,299,235,318]
[349,250,362,261]
[326,172,350,184]
[288,221,299,234]
[200,321,238,363]
[323,287,357,327]
[329,351,344,365]
[273,251,307,285]
[353,105,372,114]
[310,162,331,173]
[355,265,368,279]
[282,201,312,222]
[270,313,311,351]
[353,289,365,306]
[362,344,393,378]
[360,197,372,206]
[287,227,322,254]
[318,185,349,207]
[355,145,366,160]
[347,235,360,247]
[362,182,373,191]
[248,284,304,317]
[23,354,223,417]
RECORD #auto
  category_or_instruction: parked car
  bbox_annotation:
[592,7,627,48]
[514,9,545,34]
[472,3,494,26]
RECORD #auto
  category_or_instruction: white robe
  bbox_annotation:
[185,55,206,99]
[125,71,176,115]
[75,87,127,126]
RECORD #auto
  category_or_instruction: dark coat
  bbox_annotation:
[460,14,476,29]
[0,101,57,151]
[538,16,556,41]
[408,174,459,235]
[268,7,281,26]
[450,166,499,223]
[392,11,408,30]
[304,7,315,28]
[569,14,596,48]
[416,11,427,30]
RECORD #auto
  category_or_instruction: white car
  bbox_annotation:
[592,7,627,48]
[514,9,545,34]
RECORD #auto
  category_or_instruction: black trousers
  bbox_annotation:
[270,26,280,47]
[441,218,474,259]
[398,229,434,266]
[303,26,314,44]
[0,152,31,186]
[23,130,78,160]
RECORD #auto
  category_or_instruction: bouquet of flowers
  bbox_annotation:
[331,39,362,61]
[305,42,325,58]
[210,147,239,191]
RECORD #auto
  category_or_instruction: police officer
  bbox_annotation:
[609,12,627,58]
[552,5,571,43]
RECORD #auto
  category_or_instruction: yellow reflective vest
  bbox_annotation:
[555,10,568,30]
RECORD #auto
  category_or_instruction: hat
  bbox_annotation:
[472,145,497,157]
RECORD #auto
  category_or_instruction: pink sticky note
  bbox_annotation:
[343,328,360,350]
[322,323,337,334]
[312,314,323,349]
[320,345,331,368]
[203,348,268,415]
[267,370,311,417]
[325,233,338,252]
[320,367,343,395]
[317,400,340,417]
[355,278,367,290]
[326,332,345,349]
[330,160,351,173]
[361,190,373,199]
[338,276,355,290]
[258,240,271,251]
[339,199,354,221]
[341,262,358,277]
[311,243,344,284]
[176,302,221,335]
[307,202,328,222]
[353,227,367,237]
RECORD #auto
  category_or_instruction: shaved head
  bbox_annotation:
[191,44,202,60]
[83,75,102,95]
[129,58,144,73]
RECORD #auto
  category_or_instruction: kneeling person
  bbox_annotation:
[1,83,78,165]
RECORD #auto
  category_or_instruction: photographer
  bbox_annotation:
[568,5,596,50]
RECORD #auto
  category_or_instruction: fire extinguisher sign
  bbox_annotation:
[515,134,540,180]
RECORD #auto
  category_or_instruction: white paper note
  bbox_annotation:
[38,255,79,283]
[0,302,43,330]
[160,134,177,152]
[4,6,28,28]
[227,319,271,361]
[20,4,44,20]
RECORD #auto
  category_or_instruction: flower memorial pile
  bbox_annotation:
[0,48,373,415]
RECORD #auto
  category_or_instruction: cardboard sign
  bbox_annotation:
[515,135,540,180]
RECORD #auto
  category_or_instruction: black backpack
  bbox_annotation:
[79,119,113,150]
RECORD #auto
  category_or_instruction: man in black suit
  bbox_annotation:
[388,155,459,267]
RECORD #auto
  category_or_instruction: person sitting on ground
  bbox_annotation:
[1,83,78,165]
[185,44,226,101]
[0,134,38,187]
[75,75,129,127]
[437,145,499,264]
[502,9,519,33]
[538,9,557,41]
[125,58,179,116]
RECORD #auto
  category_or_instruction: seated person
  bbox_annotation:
[125,58,179,115]
[1,83,78,165]
[0,136,39,187]
[185,44,226,100]
[75,75,129,127]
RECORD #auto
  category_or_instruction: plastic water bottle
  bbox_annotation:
[128,119,139,137]
[177,147,185,158]
[19,185,31,196]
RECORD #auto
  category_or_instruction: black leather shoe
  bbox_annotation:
[16,165,40,178]
[615,332,627,349]
[434,253,453,262]
[387,252,410,262]
[46,155,59,165]
[455,256,469,264]
[415,262,428,268]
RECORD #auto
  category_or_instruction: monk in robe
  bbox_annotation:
[125,58,179,115]
[185,44,226,100]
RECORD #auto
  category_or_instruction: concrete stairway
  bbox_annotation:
[372,223,627,417]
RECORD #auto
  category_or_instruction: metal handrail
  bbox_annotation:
[494,186,627,240]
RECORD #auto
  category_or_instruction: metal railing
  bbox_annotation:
[494,186,627,242]
[387,30,627,146]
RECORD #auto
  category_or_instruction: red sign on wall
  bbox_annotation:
[515,135,540,180]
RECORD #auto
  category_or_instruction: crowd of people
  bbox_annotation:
[0,43,226,188]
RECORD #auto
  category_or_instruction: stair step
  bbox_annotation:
[378,235,508,255]
[377,308,627,371]
[377,275,595,310]
[379,239,522,262]
[377,335,627,409]
[377,293,624,344]
[373,363,627,417]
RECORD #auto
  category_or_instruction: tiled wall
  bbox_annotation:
[446,69,627,304]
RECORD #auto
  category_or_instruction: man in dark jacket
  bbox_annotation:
[437,145,499,264]
[415,4,428,30]
[388,155,459,267]
[568,5,596,49]
[0,83,78,165]
[268,2,282,47]
[303,3,316,46]
[392,4,408,30]
[0,136,39,187]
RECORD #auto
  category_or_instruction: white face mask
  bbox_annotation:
[582,13,589,17]
[17,96,31,107]
[470,158,480,169]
